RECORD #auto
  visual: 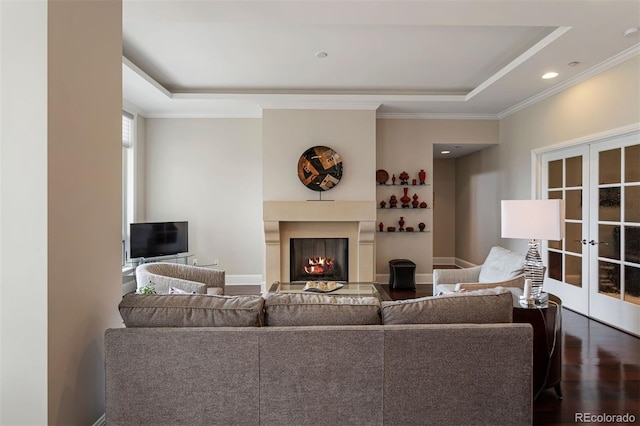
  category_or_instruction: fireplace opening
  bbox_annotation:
[290,238,348,282]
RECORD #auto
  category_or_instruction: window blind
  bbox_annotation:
[122,112,133,148]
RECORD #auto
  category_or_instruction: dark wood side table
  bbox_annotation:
[512,293,563,400]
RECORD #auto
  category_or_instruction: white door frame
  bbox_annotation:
[532,123,640,335]
[531,124,640,198]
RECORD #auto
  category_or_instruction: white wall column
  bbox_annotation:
[0,1,49,424]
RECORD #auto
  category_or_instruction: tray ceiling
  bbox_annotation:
[123,0,640,118]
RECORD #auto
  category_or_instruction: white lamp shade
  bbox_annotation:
[501,199,565,240]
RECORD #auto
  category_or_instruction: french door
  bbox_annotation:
[541,133,640,336]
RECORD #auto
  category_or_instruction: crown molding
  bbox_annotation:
[376,112,498,120]
[259,101,381,111]
[140,112,263,119]
[499,42,640,119]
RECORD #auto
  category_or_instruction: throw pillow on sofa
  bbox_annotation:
[381,288,513,325]
[119,293,264,327]
[264,293,381,326]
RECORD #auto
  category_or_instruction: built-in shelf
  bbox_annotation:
[376,230,430,233]
[377,183,431,187]
[377,207,430,210]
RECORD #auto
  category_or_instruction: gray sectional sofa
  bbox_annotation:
[105,289,533,425]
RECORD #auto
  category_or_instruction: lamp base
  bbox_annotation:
[519,292,549,308]
[525,239,545,300]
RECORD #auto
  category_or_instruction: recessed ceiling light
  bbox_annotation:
[315,51,328,58]
[542,72,559,79]
[441,150,451,155]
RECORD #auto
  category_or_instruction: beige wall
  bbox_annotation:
[262,109,377,202]
[47,1,123,424]
[455,56,640,263]
[433,159,456,258]
[145,118,264,277]
[0,1,48,423]
[376,119,498,276]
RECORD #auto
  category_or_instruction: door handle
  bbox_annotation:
[589,240,609,246]
[576,239,587,245]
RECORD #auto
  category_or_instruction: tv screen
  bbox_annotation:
[130,221,188,259]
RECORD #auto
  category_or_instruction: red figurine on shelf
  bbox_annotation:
[380,200,387,208]
[401,187,411,208]
[420,201,428,208]
[419,169,426,185]
[412,179,417,185]
[399,171,409,185]
[412,194,419,208]
[398,217,405,231]
[389,195,398,208]
[391,174,396,185]
[379,222,384,232]
[418,222,426,232]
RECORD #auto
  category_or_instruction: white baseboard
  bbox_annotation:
[93,414,106,426]
[433,257,456,265]
[455,257,478,269]
[225,274,263,286]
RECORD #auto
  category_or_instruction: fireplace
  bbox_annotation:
[290,238,348,282]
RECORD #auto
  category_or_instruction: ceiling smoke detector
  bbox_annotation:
[315,51,328,58]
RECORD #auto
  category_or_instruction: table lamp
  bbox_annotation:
[501,199,565,301]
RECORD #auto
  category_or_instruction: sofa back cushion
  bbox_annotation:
[119,293,264,327]
[478,246,525,283]
[381,288,513,325]
[264,293,381,326]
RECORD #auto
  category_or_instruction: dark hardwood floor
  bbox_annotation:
[533,307,640,425]
[229,283,640,425]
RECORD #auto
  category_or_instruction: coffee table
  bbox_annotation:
[267,282,391,301]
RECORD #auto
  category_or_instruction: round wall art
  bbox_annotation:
[297,145,343,192]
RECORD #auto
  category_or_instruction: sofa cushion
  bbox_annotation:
[264,293,381,326]
[119,293,264,327]
[478,246,525,283]
[380,288,513,325]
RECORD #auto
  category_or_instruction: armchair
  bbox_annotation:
[433,246,525,295]
[136,262,225,295]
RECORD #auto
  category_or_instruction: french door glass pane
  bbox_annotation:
[566,254,582,287]
[625,144,640,183]
[566,190,582,220]
[626,226,640,264]
[599,261,620,298]
[548,251,562,281]
[549,159,563,188]
[598,225,620,260]
[626,186,640,223]
[599,187,621,221]
[624,266,640,306]
[548,190,562,200]
[566,156,582,187]
[565,222,582,253]
[599,148,621,184]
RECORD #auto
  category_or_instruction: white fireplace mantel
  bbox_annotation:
[263,200,376,286]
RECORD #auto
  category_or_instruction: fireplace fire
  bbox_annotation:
[304,256,335,275]
[290,238,348,282]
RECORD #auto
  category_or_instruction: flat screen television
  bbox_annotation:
[130,221,188,259]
